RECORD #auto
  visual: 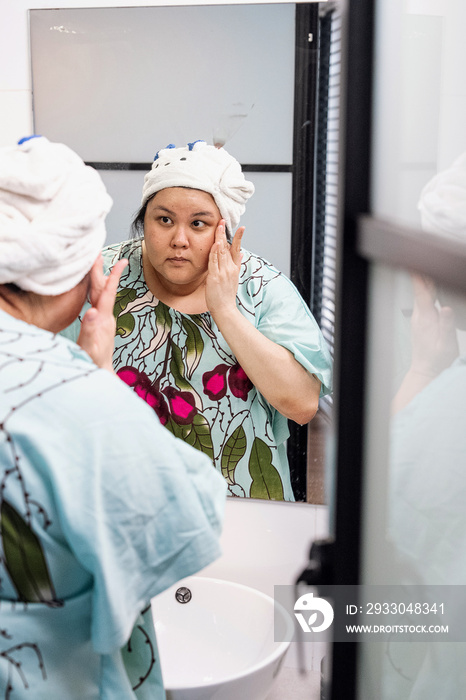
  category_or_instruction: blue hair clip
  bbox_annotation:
[153,143,176,161]
[17,135,42,145]
[188,140,204,151]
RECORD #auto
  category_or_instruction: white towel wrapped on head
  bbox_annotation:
[0,136,112,296]
[141,140,254,237]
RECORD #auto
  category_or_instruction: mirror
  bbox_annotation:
[29,2,338,503]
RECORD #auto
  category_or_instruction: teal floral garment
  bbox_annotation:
[102,239,332,502]
[0,309,225,699]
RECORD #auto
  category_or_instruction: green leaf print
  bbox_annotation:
[221,426,247,485]
[138,302,173,359]
[154,302,172,350]
[169,342,202,410]
[113,288,138,338]
[113,288,138,318]
[170,341,188,388]
[164,416,192,440]
[248,438,284,501]
[185,414,214,461]
[1,499,62,606]
[156,301,173,336]
[116,312,135,338]
[165,414,213,460]
[182,318,204,380]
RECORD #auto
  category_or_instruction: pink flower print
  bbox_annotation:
[137,385,169,425]
[163,387,198,425]
[117,365,169,425]
[228,363,253,401]
[117,366,141,387]
[202,364,230,401]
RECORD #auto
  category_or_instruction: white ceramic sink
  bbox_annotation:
[151,576,293,700]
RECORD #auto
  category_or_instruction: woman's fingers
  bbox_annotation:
[214,219,227,245]
[78,258,127,372]
[211,220,244,268]
[411,273,436,314]
[88,255,105,307]
[209,220,227,270]
[231,227,244,265]
[97,259,128,312]
[90,258,128,313]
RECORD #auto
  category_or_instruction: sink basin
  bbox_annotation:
[151,576,293,700]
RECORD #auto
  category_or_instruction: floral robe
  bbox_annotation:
[95,239,332,502]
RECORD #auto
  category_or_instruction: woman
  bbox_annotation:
[386,157,466,698]
[0,136,226,699]
[67,140,332,500]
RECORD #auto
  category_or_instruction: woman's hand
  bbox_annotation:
[205,220,244,319]
[77,255,128,372]
[392,274,459,413]
[409,274,459,378]
[205,226,320,424]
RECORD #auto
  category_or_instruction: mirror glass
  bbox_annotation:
[29,2,338,503]
[358,0,466,692]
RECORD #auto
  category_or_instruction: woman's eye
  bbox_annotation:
[192,220,206,229]
[160,216,172,225]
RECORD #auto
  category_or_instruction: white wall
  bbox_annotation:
[0,0,315,148]
[371,0,466,227]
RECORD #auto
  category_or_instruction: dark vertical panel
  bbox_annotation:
[329,0,375,696]
[290,2,319,299]
[313,9,340,366]
[287,2,320,502]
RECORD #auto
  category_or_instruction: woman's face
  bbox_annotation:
[143,187,221,296]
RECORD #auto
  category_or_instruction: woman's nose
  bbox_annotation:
[171,225,189,248]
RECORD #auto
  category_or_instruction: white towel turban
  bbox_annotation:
[418,152,466,240]
[141,140,254,235]
[0,136,112,296]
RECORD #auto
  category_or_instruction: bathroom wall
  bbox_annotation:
[0,0,312,149]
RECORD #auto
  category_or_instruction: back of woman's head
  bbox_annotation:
[0,135,112,296]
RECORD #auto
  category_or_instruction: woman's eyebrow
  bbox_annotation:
[152,205,176,216]
[152,206,216,218]
[191,211,216,218]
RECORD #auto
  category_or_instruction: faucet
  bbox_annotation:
[294,538,335,676]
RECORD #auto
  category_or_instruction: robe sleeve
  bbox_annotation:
[256,273,333,397]
[47,368,226,655]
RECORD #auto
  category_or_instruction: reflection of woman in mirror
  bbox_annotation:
[388,280,466,700]
[387,155,466,699]
[68,141,332,501]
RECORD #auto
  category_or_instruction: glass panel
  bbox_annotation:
[359,260,466,698]
[371,0,466,232]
